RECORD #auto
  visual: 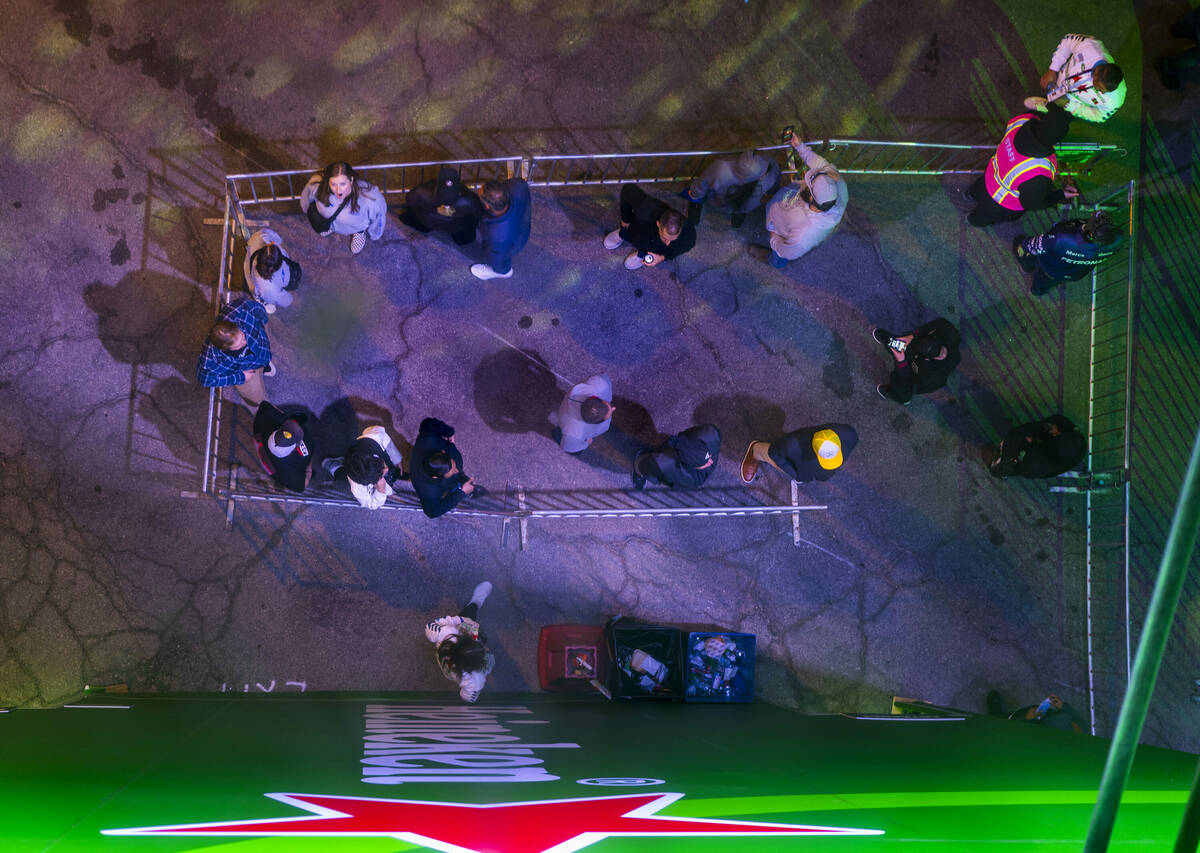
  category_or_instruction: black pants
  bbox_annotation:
[967,176,1024,227]
[399,209,477,245]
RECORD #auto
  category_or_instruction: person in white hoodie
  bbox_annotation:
[1025,33,1126,123]
[299,161,388,254]
[756,132,848,268]
[321,425,404,510]
[425,582,495,703]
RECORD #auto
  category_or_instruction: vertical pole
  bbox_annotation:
[1174,755,1200,853]
[1083,425,1200,852]
[791,480,801,546]
[517,485,528,552]
[1122,179,1136,684]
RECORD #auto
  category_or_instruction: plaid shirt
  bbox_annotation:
[195,297,272,388]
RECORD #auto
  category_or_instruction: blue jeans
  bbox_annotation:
[768,249,788,268]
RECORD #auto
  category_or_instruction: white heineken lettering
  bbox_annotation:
[361,704,579,785]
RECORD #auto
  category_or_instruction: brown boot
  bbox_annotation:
[740,443,760,484]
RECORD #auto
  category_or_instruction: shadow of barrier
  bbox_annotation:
[189,136,1128,567]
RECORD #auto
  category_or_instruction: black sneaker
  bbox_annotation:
[631,454,648,490]
[872,328,892,345]
[469,484,489,500]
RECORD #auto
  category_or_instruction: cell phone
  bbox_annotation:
[888,338,908,352]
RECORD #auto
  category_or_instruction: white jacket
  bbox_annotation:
[243,228,294,308]
[425,615,494,703]
[1047,34,1126,123]
[347,426,402,510]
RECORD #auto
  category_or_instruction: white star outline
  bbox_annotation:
[102,791,884,853]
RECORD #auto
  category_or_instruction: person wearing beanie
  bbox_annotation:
[399,165,485,245]
[550,374,615,453]
[252,403,312,493]
[604,184,697,271]
[740,424,857,484]
[1027,34,1126,123]
[983,415,1086,478]
[755,131,848,267]
[424,582,496,703]
[322,425,405,510]
[682,149,780,227]
[1013,210,1125,295]
[872,318,961,405]
[409,417,487,518]
[965,104,1080,227]
[631,424,721,489]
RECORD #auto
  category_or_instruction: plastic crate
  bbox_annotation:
[683,631,755,702]
[537,625,609,692]
[607,621,684,700]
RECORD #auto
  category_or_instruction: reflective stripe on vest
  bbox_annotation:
[984,114,1058,211]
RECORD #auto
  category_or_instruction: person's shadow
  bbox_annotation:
[692,394,787,453]
[302,397,409,484]
[472,347,563,438]
[569,394,665,476]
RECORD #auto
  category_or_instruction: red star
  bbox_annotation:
[104,791,882,852]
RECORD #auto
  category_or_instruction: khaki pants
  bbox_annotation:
[749,440,784,473]
[232,368,268,407]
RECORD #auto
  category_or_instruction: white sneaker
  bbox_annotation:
[469,581,493,609]
[1023,96,1048,113]
[603,229,625,250]
[263,302,277,314]
[470,263,513,280]
[263,361,277,377]
[350,231,367,254]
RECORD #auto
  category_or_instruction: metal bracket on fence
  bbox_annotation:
[225,464,239,529]
[1050,468,1126,494]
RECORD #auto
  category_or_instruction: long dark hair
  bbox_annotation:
[438,636,489,676]
[316,161,372,214]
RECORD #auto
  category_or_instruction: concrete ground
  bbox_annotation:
[2,1,1195,752]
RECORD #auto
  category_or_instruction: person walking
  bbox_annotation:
[604,184,696,271]
[471,177,531,280]
[409,418,486,518]
[631,424,721,489]
[550,374,615,453]
[872,319,961,405]
[756,131,848,267]
[243,228,301,314]
[195,296,274,407]
[425,582,495,704]
[299,161,387,255]
[741,424,857,484]
[1013,210,1124,295]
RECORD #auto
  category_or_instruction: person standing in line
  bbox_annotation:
[682,149,780,227]
[471,177,531,280]
[322,425,405,510]
[252,403,312,493]
[425,581,495,703]
[243,228,301,314]
[1013,210,1124,295]
[740,424,857,484]
[983,415,1086,478]
[195,296,274,408]
[871,319,961,405]
[299,161,387,255]
[550,374,615,453]
[754,131,848,268]
[399,165,485,245]
[1026,33,1126,123]
[631,424,721,489]
[409,417,486,518]
[604,184,697,271]
[965,105,1079,227]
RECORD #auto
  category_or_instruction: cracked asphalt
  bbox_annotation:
[2,1,1195,754]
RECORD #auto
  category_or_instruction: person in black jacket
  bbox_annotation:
[983,414,1086,478]
[741,424,857,484]
[1014,211,1123,295]
[409,418,486,518]
[471,178,531,280]
[872,318,961,405]
[252,403,312,493]
[604,184,697,271]
[399,166,484,245]
[631,424,721,489]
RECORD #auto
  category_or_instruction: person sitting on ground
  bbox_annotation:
[195,296,274,408]
[683,149,780,227]
[425,582,495,704]
[550,374,615,453]
[1027,33,1126,123]
[983,415,1086,479]
[872,318,961,405]
[322,425,405,510]
[632,424,721,489]
[755,131,848,267]
[741,424,857,484]
[604,184,697,271]
[400,165,485,245]
[409,418,486,518]
[243,228,301,314]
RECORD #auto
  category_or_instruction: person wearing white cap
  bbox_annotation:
[252,403,312,493]
[740,423,857,484]
[755,132,848,268]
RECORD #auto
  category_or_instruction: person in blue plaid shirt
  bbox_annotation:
[195,296,274,406]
